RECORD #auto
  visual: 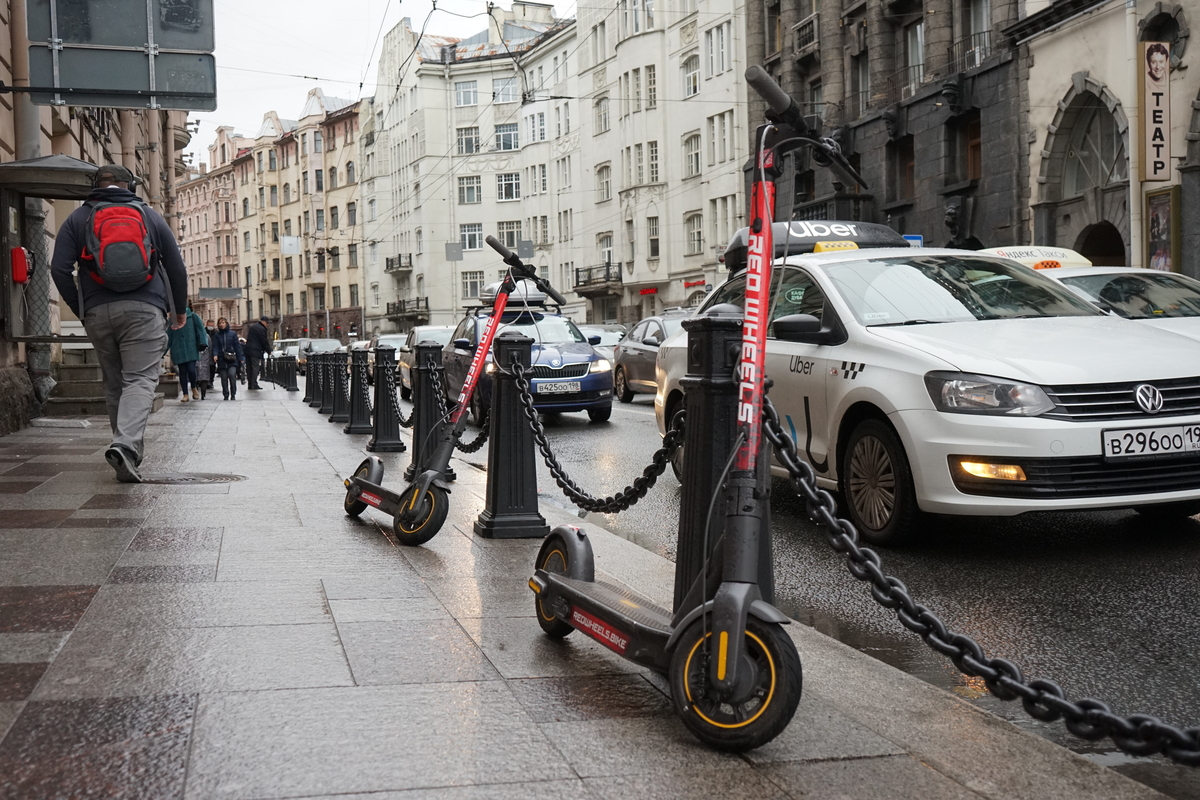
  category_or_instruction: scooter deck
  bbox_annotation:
[347,478,404,517]
[537,571,674,672]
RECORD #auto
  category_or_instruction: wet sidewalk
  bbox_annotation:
[0,387,1168,799]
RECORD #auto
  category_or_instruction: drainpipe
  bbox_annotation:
[1126,0,1142,267]
[11,0,56,408]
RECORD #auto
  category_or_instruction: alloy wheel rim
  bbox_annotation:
[848,435,896,531]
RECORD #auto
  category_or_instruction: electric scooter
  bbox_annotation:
[526,67,868,751]
[343,235,569,546]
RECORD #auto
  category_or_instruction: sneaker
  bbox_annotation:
[192,388,200,400]
[104,446,141,483]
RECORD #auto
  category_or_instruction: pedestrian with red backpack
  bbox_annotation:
[50,164,188,483]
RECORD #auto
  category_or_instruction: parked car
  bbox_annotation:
[270,338,300,359]
[577,323,628,361]
[655,221,1200,545]
[395,325,454,399]
[442,282,613,424]
[296,338,342,374]
[1039,266,1200,343]
[613,311,691,402]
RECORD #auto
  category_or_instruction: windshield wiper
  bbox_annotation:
[867,319,950,327]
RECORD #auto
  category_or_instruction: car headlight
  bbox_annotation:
[924,372,1055,416]
[590,358,612,373]
[485,362,496,374]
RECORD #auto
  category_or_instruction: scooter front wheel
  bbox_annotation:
[344,458,384,517]
[669,616,802,752]
[392,485,449,546]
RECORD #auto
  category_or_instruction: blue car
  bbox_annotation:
[442,283,613,424]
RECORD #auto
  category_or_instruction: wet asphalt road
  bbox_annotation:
[456,395,1200,798]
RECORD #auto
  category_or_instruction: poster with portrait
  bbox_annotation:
[1145,185,1180,272]
[1142,41,1172,181]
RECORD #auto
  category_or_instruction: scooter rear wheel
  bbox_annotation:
[392,485,449,546]
[344,458,384,517]
[669,616,802,752]
[534,533,576,638]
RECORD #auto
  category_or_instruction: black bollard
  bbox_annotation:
[318,353,335,415]
[285,355,300,392]
[404,341,455,482]
[672,304,773,612]
[344,348,373,433]
[329,351,351,423]
[307,353,322,407]
[367,345,406,452]
[474,331,549,539]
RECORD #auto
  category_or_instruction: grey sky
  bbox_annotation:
[185,0,575,166]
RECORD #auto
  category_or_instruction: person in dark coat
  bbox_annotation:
[245,315,271,390]
[50,163,188,483]
[211,317,246,400]
[195,319,215,399]
[167,302,208,402]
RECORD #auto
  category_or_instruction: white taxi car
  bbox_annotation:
[656,222,1200,545]
[1039,266,1200,344]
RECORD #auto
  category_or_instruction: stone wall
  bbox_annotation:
[0,367,37,436]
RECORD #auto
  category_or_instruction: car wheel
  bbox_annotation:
[841,419,920,547]
[1134,501,1200,521]
[615,368,634,403]
[470,393,489,427]
[587,405,612,423]
[668,404,685,483]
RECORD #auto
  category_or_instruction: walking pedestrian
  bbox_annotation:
[211,318,245,400]
[50,163,188,483]
[195,319,215,399]
[167,301,208,403]
[245,315,271,390]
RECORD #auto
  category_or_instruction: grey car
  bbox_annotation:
[395,325,454,399]
[612,312,690,403]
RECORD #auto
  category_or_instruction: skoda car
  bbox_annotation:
[655,221,1200,545]
[443,282,613,424]
[1040,266,1200,344]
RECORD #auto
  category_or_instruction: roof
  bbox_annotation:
[415,19,571,64]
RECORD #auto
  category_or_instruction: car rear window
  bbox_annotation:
[1059,272,1200,319]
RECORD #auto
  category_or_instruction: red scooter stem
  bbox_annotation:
[450,280,513,428]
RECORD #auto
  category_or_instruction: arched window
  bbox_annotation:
[683,134,701,177]
[683,55,700,98]
[595,97,610,133]
[242,198,249,217]
[1064,102,1128,197]
[283,183,291,204]
[599,234,613,266]
[329,168,338,189]
[685,213,703,254]
[346,161,355,183]
[596,165,612,201]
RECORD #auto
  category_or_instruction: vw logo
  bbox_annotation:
[1134,383,1164,414]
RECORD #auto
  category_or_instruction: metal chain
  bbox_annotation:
[455,416,490,453]
[511,361,684,513]
[359,361,373,413]
[758,394,1200,766]
[384,363,413,428]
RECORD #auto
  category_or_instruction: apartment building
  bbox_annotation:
[236,91,364,342]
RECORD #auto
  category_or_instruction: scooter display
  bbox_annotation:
[526,66,867,751]
[343,236,569,546]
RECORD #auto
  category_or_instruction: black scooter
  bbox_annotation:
[527,67,868,751]
[343,236,569,546]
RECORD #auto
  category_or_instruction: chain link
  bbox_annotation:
[384,362,413,428]
[511,361,683,513]
[455,416,490,453]
[358,360,373,413]
[758,394,1200,766]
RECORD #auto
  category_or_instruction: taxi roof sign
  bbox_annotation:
[724,221,909,272]
[978,246,1092,270]
[812,241,858,253]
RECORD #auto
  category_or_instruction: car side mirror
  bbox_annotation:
[453,338,473,350]
[399,345,412,353]
[588,335,601,345]
[643,336,661,348]
[774,314,832,344]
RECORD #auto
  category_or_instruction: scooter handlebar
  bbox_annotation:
[485,235,515,261]
[746,66,796,118]
[539,281,569,306]
[486,234,569,305]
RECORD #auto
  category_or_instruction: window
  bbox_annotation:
[633,68,642,111]
[243,231,250,251]
[597,165,612,201]
[564,103,570,133]
[258,187,265,208]
[329,168,338,189]
[705,22,730,77]
[647,216,660,257]
[498,221,522,248]
[461,223,484,251]
[766,0,783,54]
[346,161,355,183]
[271,222,279,242]
[272,257,280,278]
[707,110,733,164]
[458,175,482,204]
[314,131,323,152]
[635,144,644,184]
[626,219,636,258]
[302,172,309,194]
[345,202,356,227]
[350,284,359,307]
[416,228,423,254]
[1064,103,1127,195]
[686,214,703,254]
[270,186,278,206]
[595,97,610,133]
[709,195,734,247]
[285,257,293,278]
[413,183,420,206]
[303,211,310,233]
[905,22,926,87]
[330,207,339,229]
[683,134,701,177]
[316,210,325,231]
[648,141,659,182]
[852,52,870,117]
[315,169,324,191]
[497,173,521,201]
[331,248,341,271]
[256,152,263,172]
[495,76,520,103]
[949,110,984,184]
[592,21,607,64]
[371,283,379,307]
[242,198,249,217]
[457,127,480,155]
[300,290,308,312]
[495,123,519,151]
[683,55,700,98]
[456,80,478,106]
[268,150,277,170]
[283,184,291,204]
[286,293,294,313]
[889,135,916,201]
[558,209,573,241]
[540,164,548,193]
[313,287,325,310]
[646,65,657,108]
[284,219,292,236]
[462,270,485,298]
[368,199,376,220]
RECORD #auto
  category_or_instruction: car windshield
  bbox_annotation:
[308,340,341,352]
[661,318,686,337]
[376,335,407,348]
[824,255,1100,325]
[1058,272,1200,319]
[581,328,624,345]
[411,328,453,346]
[496,311,586,344]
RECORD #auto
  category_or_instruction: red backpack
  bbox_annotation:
[80,200,156,292]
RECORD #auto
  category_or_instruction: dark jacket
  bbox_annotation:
[211,327,245,368]
[50,186,188,318]
[168,309,208,364]
[245,322,271,358]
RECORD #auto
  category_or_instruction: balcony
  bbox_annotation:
[385,297,430,321]
[947,31,992,73]
[573,263,622,299]
[886,64,926,104]
[792,13,819,60]
[385,254,413,274]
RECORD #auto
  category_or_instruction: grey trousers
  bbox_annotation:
[83,299,169,464]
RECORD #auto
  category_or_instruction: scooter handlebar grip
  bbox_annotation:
[485,235,515,261]
[745,66,795,117]
[541,283,569,305]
